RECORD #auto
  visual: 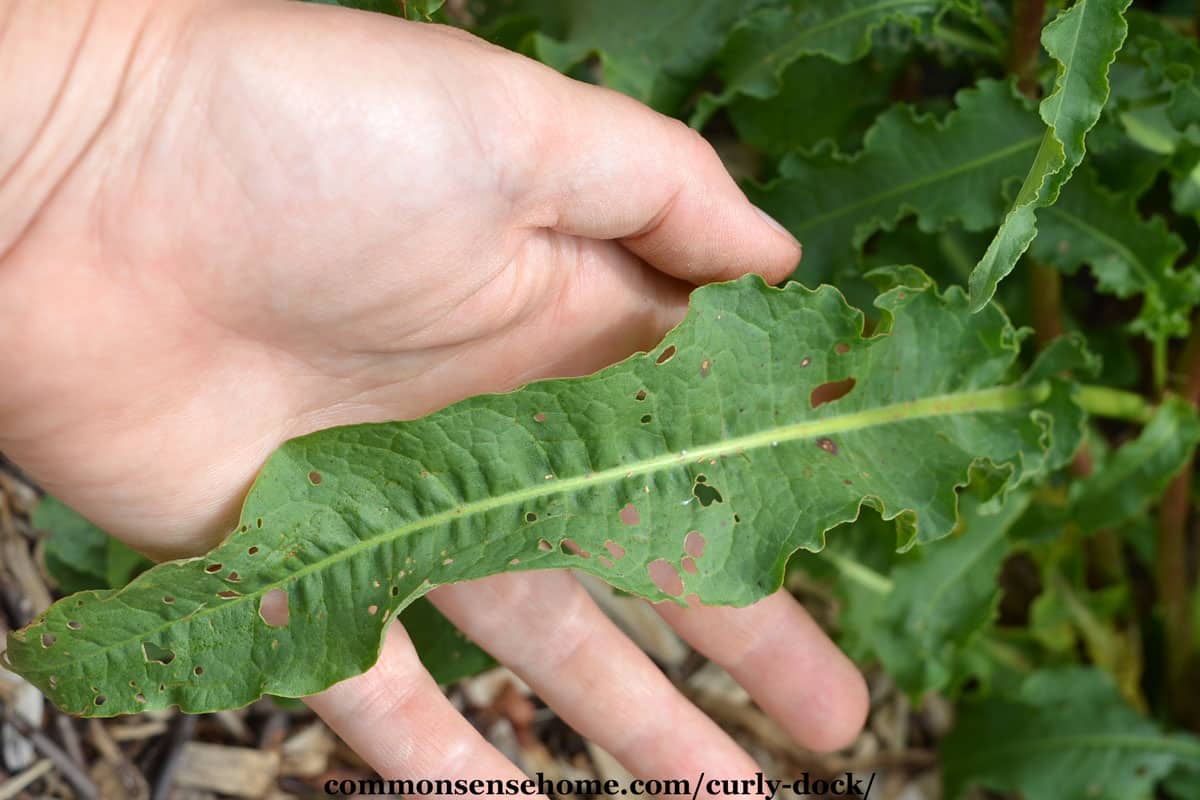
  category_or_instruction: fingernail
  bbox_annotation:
[753,205,802,252]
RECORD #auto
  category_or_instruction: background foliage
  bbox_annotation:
[11,1,1200,797]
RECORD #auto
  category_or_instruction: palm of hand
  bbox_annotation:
[0,1,865,789]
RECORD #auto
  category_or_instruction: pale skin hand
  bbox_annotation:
[0,0,868,792]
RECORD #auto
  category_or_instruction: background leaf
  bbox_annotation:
[967,0,1131,309]
[941,668,1200,800]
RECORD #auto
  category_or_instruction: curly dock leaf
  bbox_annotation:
[747,79,1043,285]
[6,271,1088,716]
[1033,164,1198,345]
[942,668,1200,800]
[690,0,949,128]
[967,0,1131,310]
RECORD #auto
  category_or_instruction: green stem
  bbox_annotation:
[821,549,893,595]
[1153,336,1169,399]
[1073,385,1154,424]
[930,24,1004,58]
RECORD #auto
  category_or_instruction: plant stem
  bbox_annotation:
[1030,262,1064,348]
[931,24,1004,58]
[1159,319,1200,726]
[1073,385,1155,424]
[821,549,894,595]
[1009,0,1047,97]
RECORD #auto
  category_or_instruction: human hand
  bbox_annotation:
[0,0,867,790]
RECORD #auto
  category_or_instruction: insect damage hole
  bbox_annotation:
[560,539,590,558]
[204,563,223,574]
[684,531,706,558]
[635,389,647,401]
[810,377,857,408]
[307,470,322,485]
[142,641,175,666]
[259,589,290,628]
[692,475,723,507]
[655,345,677,365]
[619,503,640,526]
[41,634,56,648]
[647,560,683,596]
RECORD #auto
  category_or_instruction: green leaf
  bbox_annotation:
[308,0,446,21]
[746,79,1043,285]
[967,0,1131,310]
[478,0,772,114]
[691,0,950,127]
[942,667,1200,800]
[823,490,1027,697]
[1066,395,1200,533]
[727,55,900,158]
[1032,164,1198,344]
[402,598,496,684]
[35,496,153,594]
[6,271,1089,716]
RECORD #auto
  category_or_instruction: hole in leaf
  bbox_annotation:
[619,503,640,526]
[560,539,590,558]
[692,481,723,507]
[390,586,400,598]
[247,546,259,556]
[597,556,613,569]
[162,596,175,604]
[835,342,851,354]
[684,531,706,558]
[67,620,82,631]
[204,563,223,574]
[682,557,698,575]
[308,471,322,485]
[226,571,240,582]
[733,514,741,523]
[816,438,839,455]
[538,539,552,552]
[525,511,538,523]
[635,389,647,401]
[129,681,137,687]
[605,540,626,559]
[800,356,811,368]
[368,605,378,615]
[647,560,683,596]
[533,412,546,423]
[640,414,652,424]
[655,345,676,365]
[94,695,106,707]
[810,377,856,408]
[143,642,176,665]
[699,358,711,377]
[41,634,56,648]
[260,589,290,628]
[194,666,203,676]
[256,518,263,528]
[48,676,58,689]
[135,693,146,704]
[217,590,239,599]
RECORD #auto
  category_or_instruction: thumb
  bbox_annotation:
[512,69,802,286]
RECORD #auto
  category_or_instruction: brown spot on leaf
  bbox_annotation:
[810,377,856,408]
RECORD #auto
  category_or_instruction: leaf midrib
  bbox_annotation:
[793,135,1042,231]
[740,0,936,78]
[39,382,1050,677]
